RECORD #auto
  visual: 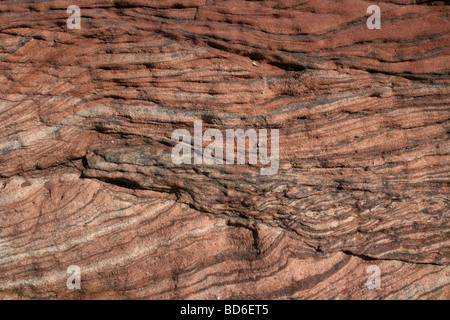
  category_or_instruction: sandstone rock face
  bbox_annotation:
[0,0,449,299]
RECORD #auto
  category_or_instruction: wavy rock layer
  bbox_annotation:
[0,0,449,299]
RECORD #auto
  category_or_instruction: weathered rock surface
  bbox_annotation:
[0,0,449,299]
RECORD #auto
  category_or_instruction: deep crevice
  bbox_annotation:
[92,177,147,190]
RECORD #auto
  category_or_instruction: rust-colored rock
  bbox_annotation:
[0,0,449,299]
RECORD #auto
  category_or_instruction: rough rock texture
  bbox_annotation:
[0,0,449,299]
